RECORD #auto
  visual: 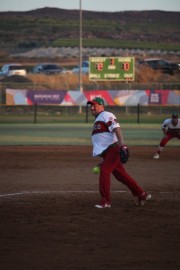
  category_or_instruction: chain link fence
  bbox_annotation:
[0,81,179,123]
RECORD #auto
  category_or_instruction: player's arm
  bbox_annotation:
[162,126,167,135]
[105,113,124,146]
[113,127,124,147]
[162,120,168,136]
[114,127,129,164]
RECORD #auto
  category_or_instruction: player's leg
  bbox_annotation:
[113,164,144,195]
[153,133,172,159]
[112,164,151,206]
[95,147,119,208]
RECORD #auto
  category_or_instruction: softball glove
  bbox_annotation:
[120,145,129,164]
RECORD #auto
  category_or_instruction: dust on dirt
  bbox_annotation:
[0,146,179,270]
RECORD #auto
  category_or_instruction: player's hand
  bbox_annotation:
[119,145,129,164]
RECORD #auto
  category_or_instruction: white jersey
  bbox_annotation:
[162,118,180,133]
[91,111,120,156]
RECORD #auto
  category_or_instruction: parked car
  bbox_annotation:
[32,63,64,75]
[138,58,180,75]
[72,61,89,74]
[0,64,27,77]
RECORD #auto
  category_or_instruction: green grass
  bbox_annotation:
[0,9,179,52]
[0,114,168,125]
[0,123,179,146]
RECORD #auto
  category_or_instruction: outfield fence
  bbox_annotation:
[0,104,179,124]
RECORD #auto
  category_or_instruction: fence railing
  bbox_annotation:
[0,104,179,124]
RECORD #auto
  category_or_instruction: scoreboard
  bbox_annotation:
[89,57,135,81]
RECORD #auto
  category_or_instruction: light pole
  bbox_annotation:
[79,0,83,113]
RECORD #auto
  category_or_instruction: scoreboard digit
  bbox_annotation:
[95,62,104,71]
[122,62,130,71]
[89,57,135,81]
[110,58,115,65]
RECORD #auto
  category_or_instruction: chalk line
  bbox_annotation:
[0,190,177,198]
[0,190,125,198]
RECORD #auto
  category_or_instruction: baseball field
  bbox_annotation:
[0,123,179,270]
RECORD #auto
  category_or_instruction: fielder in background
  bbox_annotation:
[153,112,180,159]
[87,97,151,209]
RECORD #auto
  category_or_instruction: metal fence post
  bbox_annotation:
[34,103,37,124]
[86,104,88,123]
[137,103,140,123]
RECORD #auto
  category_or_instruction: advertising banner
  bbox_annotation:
[6,89,180,106]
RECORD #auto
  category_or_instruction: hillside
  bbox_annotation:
[0,7,179,53]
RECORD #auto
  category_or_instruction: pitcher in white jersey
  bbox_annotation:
[153,112,180,159]
[87,97,151,208]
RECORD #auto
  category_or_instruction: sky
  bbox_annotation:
[0,0,179,12]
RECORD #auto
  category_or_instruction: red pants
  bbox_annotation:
[99,145,144,204]
[160,132,180,147]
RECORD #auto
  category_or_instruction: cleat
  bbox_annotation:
[153,153,159,159]
[136,192,152,207]
[95,203,111,209]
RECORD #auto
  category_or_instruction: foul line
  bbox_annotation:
[0,190,125,198]
[0,190,177,198]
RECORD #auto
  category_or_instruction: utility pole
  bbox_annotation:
[79,0,83,113]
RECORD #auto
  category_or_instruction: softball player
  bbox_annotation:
[153,112,180,159]
[87,97,151,208]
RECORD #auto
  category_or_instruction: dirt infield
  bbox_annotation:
[0,146,179,270]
